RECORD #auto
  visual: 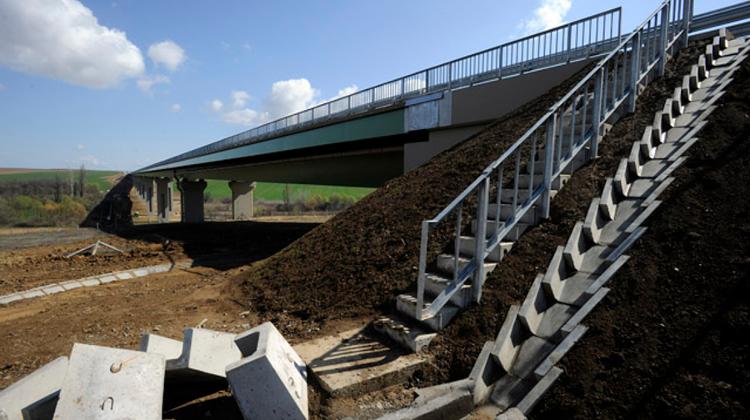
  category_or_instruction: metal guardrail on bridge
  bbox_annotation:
[413,0,692,321]
[142,8,622,171]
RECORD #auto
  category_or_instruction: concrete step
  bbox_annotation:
[499,187,559,205]
[471,219,530,241]
[396,293,461,331]
[458,235,514,262]
[436,254,498,276]
[515,173,570,190]
[423,273,474,308]
[373,315,436,353]
[488,202,542,225]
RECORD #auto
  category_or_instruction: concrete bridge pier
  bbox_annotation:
[228,181,256,220]
[155,178,171,223]
[179,179,207,223]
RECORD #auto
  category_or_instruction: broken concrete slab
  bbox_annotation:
[294,327,427,397]
[53,344,164,419]
[227,322,308,420]
[166,328,241,380]
[140,333,184,360]
[0,356,67,420]
[377,387,473,420]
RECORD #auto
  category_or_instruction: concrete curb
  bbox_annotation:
[0,260,191,306]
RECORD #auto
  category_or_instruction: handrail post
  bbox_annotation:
[681,0,692,48]
[416,221,429,320]
[658,1,670,76]
[566,24,573,62]
[541,115,557,219]
[628,31,642,113]
[472,178,489,303]
[498,45,504,79]
[591,68,604,159]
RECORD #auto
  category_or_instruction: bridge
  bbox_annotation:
[132,3,747,224]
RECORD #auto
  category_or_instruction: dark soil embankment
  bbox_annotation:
[239,65,594,325]
[531,53,750,418]
[424,40,712,384]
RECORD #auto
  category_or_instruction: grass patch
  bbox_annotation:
[0,169,121,191]
[202,180,374,202]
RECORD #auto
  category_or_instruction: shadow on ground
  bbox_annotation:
[117,220,319,270]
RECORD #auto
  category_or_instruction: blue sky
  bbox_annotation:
[0,0,736,171]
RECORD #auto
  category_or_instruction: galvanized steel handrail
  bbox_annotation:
[140,8,622,172]
[414,0,692,321]
[690,1,750,33]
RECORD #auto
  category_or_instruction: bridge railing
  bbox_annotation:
[414,0,691,321]
[144,7,622,171]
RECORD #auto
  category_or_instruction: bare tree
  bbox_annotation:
[78,164,86,197]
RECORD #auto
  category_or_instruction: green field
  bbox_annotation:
[0,169,121,191]
[202,180,374,202]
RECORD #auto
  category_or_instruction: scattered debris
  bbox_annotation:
[65,240,124,258]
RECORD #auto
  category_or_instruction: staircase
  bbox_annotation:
[375,0,697,353]
[378,23,750,420]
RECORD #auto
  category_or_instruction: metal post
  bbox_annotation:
[416,221,429,320]
[541,115,557,219]
[591,68,604,159]
[681,0,692,48]
[658,1,670,76]
[472,178,489,303]
[566,24,573,62]
[628,31,642,113]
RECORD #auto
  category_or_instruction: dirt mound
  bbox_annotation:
[239,66,593,325]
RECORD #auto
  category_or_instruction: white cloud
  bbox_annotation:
[329,84,358,101]
[0,0,144,89]
[231,90,250,108]
[212,80,362,128]
[137,74,170,93]
[521,0,572,33]
[147,40,186,71]
[210,99,224,112]
[76,143,85,150]
[265,78,318,120]
[222,108,268,127]
[171,103,181,113]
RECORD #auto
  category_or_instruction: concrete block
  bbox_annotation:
[378,387,472,420]
[396,294,459,331]
[584,198,605,245]
[133,269,149,277]
[515,366,563,415]
[562,222,588,272]
[295,327,427,397]
[560,289,610,336]
[613,159,632,198]
[114,272,133,280]
[140,333,184,360]
[496,407,527,420]
[99,275,118,284]
[0,356,67,420]
[490,305,523,372]
[80,278,100,287]
[0,293,23,305]
[53,344,164,419]
[469,341,503,405]
[42,285,65,295]
[227,322,308,420]
[414,378,472,406]
[598,178,618,221]
[22,290,45,299]
[59,281,83,291]
[373,316,436,353]
[167,328,241,380]
[534,324,588,379]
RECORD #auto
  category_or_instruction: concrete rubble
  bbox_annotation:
[0,322,309,420]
